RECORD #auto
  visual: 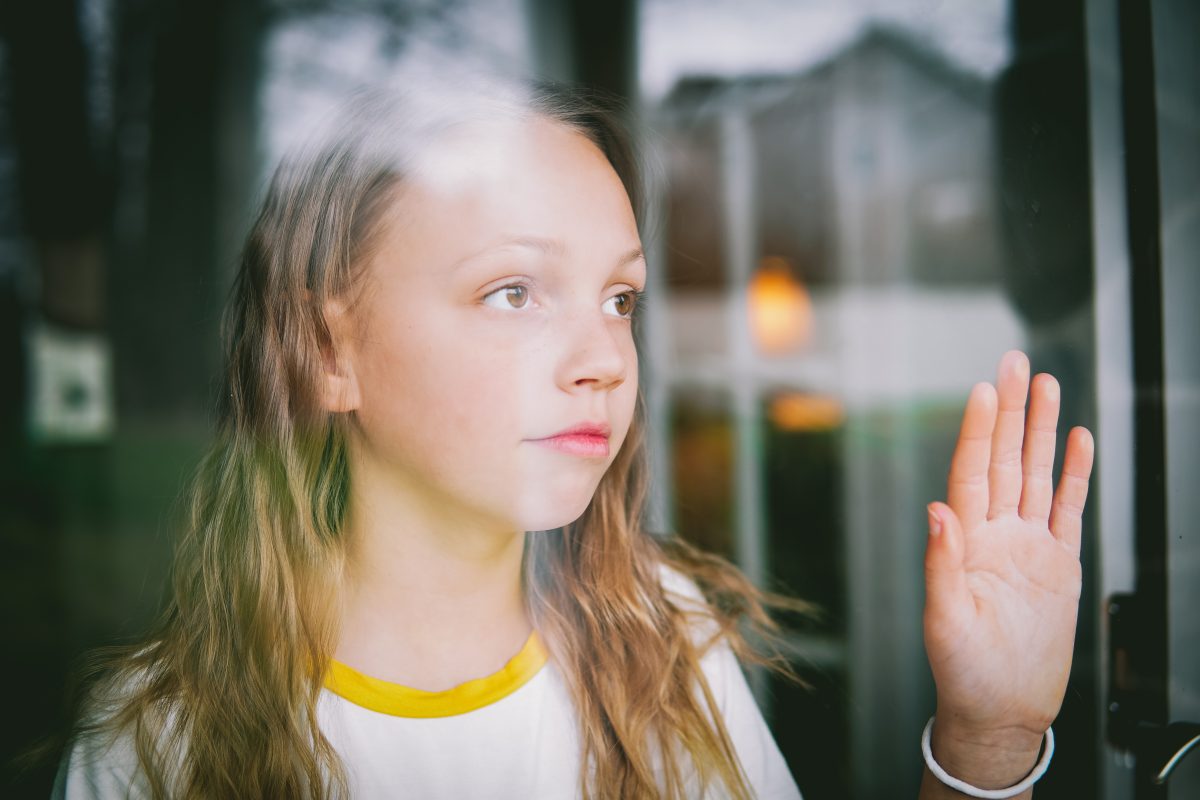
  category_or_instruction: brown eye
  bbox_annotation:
[482,284,532,311]
[603,290,640,320]
[504,286,528,308]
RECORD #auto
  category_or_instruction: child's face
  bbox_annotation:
[336,116,645,533]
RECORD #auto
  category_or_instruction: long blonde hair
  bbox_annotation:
[67,75,816,799]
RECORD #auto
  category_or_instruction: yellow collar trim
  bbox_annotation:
[324,631,548,718]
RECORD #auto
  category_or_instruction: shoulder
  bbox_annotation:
[656,560,736,685]
[52,725,151,800]
[655,562,804,799]
[52,665,172,800]
[656,561,724,654]
[656,560,706,605]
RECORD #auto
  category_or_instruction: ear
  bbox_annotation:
[317,296,362,414]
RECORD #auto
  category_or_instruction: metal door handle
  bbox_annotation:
[1142,721,1200,784]
[1106,594,1200,784]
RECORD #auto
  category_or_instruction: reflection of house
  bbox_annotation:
[646,22,1024,406]
[657,23,1001,289]
[647,24,1022,407]
[643,26,1025,800]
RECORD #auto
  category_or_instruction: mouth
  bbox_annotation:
[530,434,610,458]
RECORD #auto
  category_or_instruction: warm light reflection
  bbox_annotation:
[748,256,812,354]
[768,392,844,432]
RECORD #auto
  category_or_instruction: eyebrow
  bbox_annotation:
[453,236,645,272]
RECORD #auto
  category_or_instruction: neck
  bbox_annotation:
[334,450,532,691]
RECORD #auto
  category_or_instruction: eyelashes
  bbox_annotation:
[605,288,645,320]
[481,283,645,321]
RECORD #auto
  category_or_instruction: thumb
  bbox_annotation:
[924,502,973,633]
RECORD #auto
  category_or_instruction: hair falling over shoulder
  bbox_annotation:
[61,73,821,799]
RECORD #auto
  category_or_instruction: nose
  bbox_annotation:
[554,305,632,393]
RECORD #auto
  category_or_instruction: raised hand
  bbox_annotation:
[921,350,1095,791]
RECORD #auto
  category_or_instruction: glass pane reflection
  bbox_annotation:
[669,387,736,562]
[762,392,844,637]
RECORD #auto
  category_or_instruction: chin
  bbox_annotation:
[511,488,598,533]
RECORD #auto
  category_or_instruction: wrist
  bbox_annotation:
[929,716,1046,789]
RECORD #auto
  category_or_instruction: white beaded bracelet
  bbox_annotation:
[921,716,1054,799]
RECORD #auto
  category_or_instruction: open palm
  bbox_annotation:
[923,350,1095,742]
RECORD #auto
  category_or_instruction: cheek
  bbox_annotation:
[441,359,527,451]
[355,317,526,471]
[612,338,639,431]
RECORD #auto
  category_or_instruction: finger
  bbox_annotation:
[947,382,998,534]
[988,350,1031,519]
[1049,426,1095,557]
[1018,373,1061,523]
[924,502,974,640]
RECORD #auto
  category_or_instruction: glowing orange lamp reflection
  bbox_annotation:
[747,256,812,354]
[768,393,844,432]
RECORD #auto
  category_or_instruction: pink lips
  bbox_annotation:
[531,422,611,458]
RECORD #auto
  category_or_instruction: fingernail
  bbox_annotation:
[1014,353,1029,378]
[927,504,942,536]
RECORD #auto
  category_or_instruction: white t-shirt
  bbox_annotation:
[54,568,803,799]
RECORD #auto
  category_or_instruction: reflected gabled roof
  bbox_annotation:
[659,22,990,117]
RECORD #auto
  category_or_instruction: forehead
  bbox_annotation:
[412,116,611,190]
[391,117,641,249]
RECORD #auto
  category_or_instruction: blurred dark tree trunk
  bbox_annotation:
[527,0,639,105]
[115,0,264,422]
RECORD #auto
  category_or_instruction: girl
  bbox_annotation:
[54,72,1094,799]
